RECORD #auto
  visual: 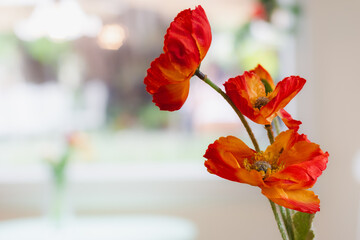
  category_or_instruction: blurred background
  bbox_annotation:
[0,0,359,239]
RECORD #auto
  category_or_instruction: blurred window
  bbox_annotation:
[0,0,300,173]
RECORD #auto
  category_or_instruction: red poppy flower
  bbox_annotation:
[224,64,304,129]
[144,6,212,111]
[204,129,329,213]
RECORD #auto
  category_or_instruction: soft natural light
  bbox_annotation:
[14,0,102,41]
[97,24,126,50]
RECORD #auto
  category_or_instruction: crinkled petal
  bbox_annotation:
[189,6,212,60]
[145,53,187,94]
[243,71,266,103]
[152,80,190,111]
[260,76,306,122]
[267,144,329,190]
[164,8,200,75]
[144,53,192,111]
[224,73,268,124]
[261,188,320,213]
[251,64,275,90]
[204,136,264,186]
[264,129,298,158]
[278,109,302,130]
[164,6,212,75]
[265,130,329,190]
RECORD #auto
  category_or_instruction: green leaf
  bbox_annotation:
[306,230,314,240]
[292,212,315,240]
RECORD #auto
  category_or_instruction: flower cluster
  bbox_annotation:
[144,5,328,216]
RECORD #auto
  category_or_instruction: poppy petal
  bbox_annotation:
[260,76,306,122]
[145,53,186,94]
[152,80,190,111]
[264,129,297,158]
[164,9,200,75]
[224,73,268,124]
[189,6,212,60]
[268,145,329,190]
[265,131,329,189]
[204,136,264,186]
[251,64,275,91]
[278,109,302,130]
[261,188,320,213]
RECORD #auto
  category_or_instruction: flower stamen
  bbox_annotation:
[243,152,284,178]
[254,97,270,109]
[253,161,272,172]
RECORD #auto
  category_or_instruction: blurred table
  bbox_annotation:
[0,215,197,240]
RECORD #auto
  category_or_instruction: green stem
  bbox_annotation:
[270,200,290,240]
[285,208,295,239]
[265,124,275,144]
[274,117,281,135]
[280,206,295,240]
[194,69,260,152]
[265,124,295,239]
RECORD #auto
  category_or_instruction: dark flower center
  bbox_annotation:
[254,97,270,109]
[253,161,272,173]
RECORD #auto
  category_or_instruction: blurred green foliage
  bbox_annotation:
[138,103,171,129]
[0,33,18,58]
[23,38,70,65]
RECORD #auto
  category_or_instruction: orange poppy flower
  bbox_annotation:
[224,64,305,129]
[204,129,329,213]
[144,6,212,111]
